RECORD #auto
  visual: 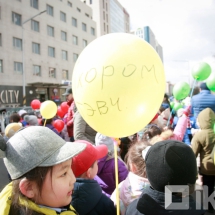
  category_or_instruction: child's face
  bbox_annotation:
[35,158,75,207]
[88,160,98,179]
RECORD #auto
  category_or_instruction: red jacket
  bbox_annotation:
[66,99,74,137]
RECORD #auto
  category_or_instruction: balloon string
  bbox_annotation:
[43,119,47,127]
[112,138,120,215]
[167,108,173,127]
[190,79,197,97]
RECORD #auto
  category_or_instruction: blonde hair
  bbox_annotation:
[150,130,173,145]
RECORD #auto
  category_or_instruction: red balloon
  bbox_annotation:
[60,102,69,113]
[53,119,65,132]
[57,107,65,118]
[31,99,41,110]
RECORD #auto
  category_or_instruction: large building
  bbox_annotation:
[81,0,130,37]
[0,0,97,107]
[135,26,163,61]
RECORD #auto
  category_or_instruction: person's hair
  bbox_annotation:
[10,166,52,215]
[193,86,200,96]
[141,124,162,141]
[150,130,173,145]
[163,93,170,103]
[41,118,53,125]
[9,113,21,123]
[119,137,133,161]
[125,141,149,178]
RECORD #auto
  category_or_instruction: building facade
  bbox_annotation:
[0,0,97,107]
[135,26,163,62]
[81,0,130,37]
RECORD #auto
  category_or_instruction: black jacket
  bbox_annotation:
[71,178,116,215]
[125,186,205,215]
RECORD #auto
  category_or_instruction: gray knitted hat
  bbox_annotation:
[24,115,39,126]
[0,126,86,179]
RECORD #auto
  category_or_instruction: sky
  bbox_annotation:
[118,0,215,84]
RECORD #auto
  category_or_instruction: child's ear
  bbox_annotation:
[19,178,37,199]
[86,168,91,179]
[130,163,137,173]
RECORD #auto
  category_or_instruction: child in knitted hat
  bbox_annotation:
[125,140,205,215]
[94,132,128,196]
[24,115,39,126]
[0,126,86,214]
[71,140,116,215]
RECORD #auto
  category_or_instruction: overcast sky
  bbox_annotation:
[118,0,215,84]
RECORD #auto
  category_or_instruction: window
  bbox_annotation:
[30,0,38,9]
[68,1,72,7]
[62,70,68,79]
[0,60,3,73]
[83,39,87,48]
[106,3,108,11]
[48,46,55,57]
[13,37,22,50]
[106,14,108,22]
[77,8,81,12]
[12,12,21,26]
[90,0,92,4]
[103,0,105,9]
[103,11,105,20]
[60,11,66,22]
[32,42,40,54]
[91,27,95,35]
[73,53,78,62]
[72,35,78,45]
[0,34,2,46]
[82,23,87,32]
[47,25,54,37]
[31,20,39,32]
[14,62,22,74]
[61,31,67,41]
[72,17,77,27]
[49,67,56,78]
[104,23,106,32]
[62,50,68,60]
[85,13,89,17]
[47,5,53,16]
[107,25,109,33]
[33,65,41,76]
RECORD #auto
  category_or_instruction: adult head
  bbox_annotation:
[199,82,209,91]
[62,88,73,102]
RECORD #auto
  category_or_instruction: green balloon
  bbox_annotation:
[173,103,183,111]
[206,72,215,92]
[173,81,190,100]
[170,102,175,109]
[192,62,211,81]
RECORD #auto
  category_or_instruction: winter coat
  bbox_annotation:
[71,178,116,215]
[45,123,62,137]
[191,90,215,119]
[125,186,205,215]
[67,99,74,137]
[96,155,128,195]
[73,110,97,144]
[0,183,77,215]
[111,172,149,215]
[191,108,215,175]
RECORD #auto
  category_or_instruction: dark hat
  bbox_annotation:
[62,88,72,96]
[145,140,197,192]
[200,82,209,91]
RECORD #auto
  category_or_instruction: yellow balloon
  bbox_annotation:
[40,100,57,119]
[72,33,166,137]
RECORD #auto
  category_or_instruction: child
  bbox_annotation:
[111,141,149,215]
[125,140,205,215]
[95,133,128,196]
[0,126,86,214]
[71,140,116,215]
[191,108,215,212]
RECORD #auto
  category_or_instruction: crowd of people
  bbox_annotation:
[0,82,215,215]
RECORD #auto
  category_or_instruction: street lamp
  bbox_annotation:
[22,9,46,106]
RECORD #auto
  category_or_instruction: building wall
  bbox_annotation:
[82,0,130,36]
[0,0,97,106]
